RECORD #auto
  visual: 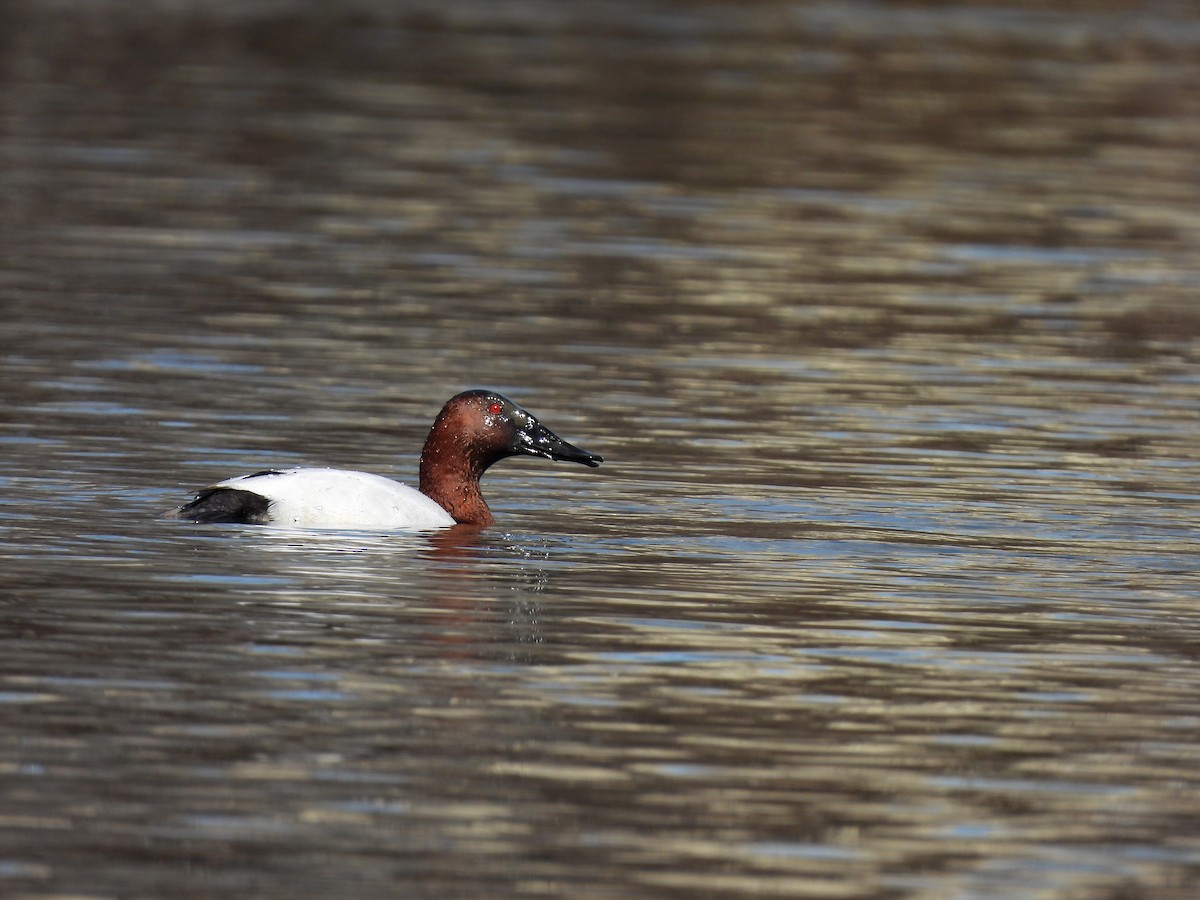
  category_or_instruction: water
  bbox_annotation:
[2,1,1199,897]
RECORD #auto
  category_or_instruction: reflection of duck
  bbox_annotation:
[163,390,602,530]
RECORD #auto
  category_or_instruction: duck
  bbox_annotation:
[163,389,602,530]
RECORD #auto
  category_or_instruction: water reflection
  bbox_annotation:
[2,0,1199,897]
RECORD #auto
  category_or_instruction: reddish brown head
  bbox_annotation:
[418,390,603,527]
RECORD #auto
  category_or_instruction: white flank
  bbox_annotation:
[215,467,456,530]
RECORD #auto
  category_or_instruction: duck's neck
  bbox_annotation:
[419,426,494,527]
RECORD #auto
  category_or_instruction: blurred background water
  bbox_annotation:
[1,0,1198,897]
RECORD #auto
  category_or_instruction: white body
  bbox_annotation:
[216,467,456,530]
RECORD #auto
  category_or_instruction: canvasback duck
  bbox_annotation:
[163,390,602,530]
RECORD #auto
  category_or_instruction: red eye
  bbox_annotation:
[487,402,503,415]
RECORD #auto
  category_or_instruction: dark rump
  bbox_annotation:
[166,488,272,524]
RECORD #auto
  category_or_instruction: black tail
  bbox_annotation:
[164,488,272,525]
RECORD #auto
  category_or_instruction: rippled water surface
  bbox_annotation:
[2,1,1199,897]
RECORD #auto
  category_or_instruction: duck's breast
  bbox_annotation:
[218,467,455,530]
